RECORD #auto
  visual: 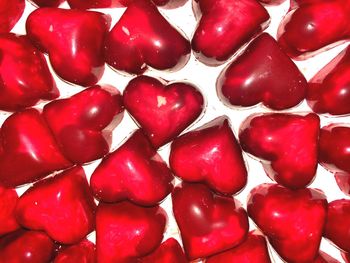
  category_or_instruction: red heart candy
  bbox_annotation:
[191,0,270,65]
[247,183,327,263]
[96,201,167,263]
[217,33,307,110]
[277,0,350,59]
[0,33,58,111]
[308,45,350,115]
[104,0,191,74]
[239,113,319,189]
[90,130,174,206]
[123,75,204,148]
[0,229,55,262]
[0,186,19,237]
[0,0,24,33]
[30,0,64,7]
[172,182,249,260]
[43,85,124,164]
[26,8,111,86]
[0,109,72,188]
[138,238,187,263]
[170,116,247,195]
[15,166,96,244]
[314,251,341,263]
[54,239,95,263]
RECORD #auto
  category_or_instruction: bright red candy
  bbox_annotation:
[191,0,270,65]
[247,183,327,263]
[0,109,71,188]
[277,0,350,59]
[169,116,247,195]
[15,166,96,244]
[172,182,249,260]
[104,0,191,74]
[0,186,19,237]
[54,239,95,263]
[30,0,64,7]
[0,229,55,263]
[43,85,124,164]
[0,0,24,33]
[0,33,58,111]
[217,33,307,110]
[90,130,174,206]
[96,201,167,263]
[123,75,204,148]
[26,8,111,86]
[67,0,187,9]
[239,113,319,189]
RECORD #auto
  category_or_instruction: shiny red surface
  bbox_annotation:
[0,0,24,33]
[277,0,350,59]
[0,33,58,111]
[54,239,95,263]
[247,183,327,263]
[123,75,204,148]
[67,0,187,9]
[314,251,341,263]
[0,109,72,188]
[217,33,307,110]
[104,0,191,74]
[43,85,124,164]
[0,186,19,237]
[172,182,249,260]
[258,0,286,5]
[191,0,270,65]
[239,113,319,189]
[91,130,174,206]
[138,238,188,263]
[15,166,96,244]
[170,116,247,195]
[0,229,55,263]
[30,0,64,7]
[26,8,110,86]
[206,230,272,263]
[96,201,167,263]
[308,45,350,115]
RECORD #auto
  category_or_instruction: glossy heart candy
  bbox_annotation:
[172,182,249,260]
[67,0,187,9]
[0,0,24,33]
[123,75,204,148]
[30,0,64,7]
[0,33,58,111]
[104,0,191,74]
[15,166,96,244]
[0,109,72,188]
[54,239,95,263]
[170,116,247,195]
[26,8,111,86]
[0,186,19,236]
[217,33,307,110]
[90,130,174,206]
[277,0,350,59]
[191,0,270,65]
[0,229,55,262]
[247,183,327,263]
[239,113,319,189]
[206,230,271,263]
[96,201,167,263]
[43,85,124,164]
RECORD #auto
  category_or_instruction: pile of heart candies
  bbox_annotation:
[1,0,350,262]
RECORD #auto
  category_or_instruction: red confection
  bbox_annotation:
[0,186,19,237]
[67,0,187,9]
[54,239,95,263]
[30,0,64,7]
[0,0,24,33]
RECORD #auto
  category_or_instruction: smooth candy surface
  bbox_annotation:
[239,113,319,189]
[170,116,247,195]
[26,8,110,86]
[0,0,24,33]
[123,75,204,148]
[54,239,95,263]
[217,33,307,110]
[104,0,191,74]
[0,186,19,237]
[247,183,327,263]
[172,182,249,260]
[15,166,96,244]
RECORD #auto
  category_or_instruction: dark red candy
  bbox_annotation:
[30,0,64,7]
[54,239,95,263]
[0,186,19,237]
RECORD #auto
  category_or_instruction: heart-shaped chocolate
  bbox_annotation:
[124,75,204,148]
[26,7,111,86]
[170,116,247,195]
[104,0,191,74]
[90,130,174,206]
[0,0,24,33]
[217,33,307,110]
[54,239,95,263]
[172,182,249,260]
[43,85,124,164]
[0,33,58,111]
[247,183,327,263]
[15,166,96,244]
[239,113,319,189]
[0,186,19,237]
